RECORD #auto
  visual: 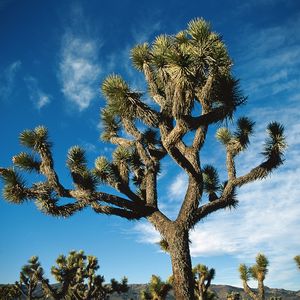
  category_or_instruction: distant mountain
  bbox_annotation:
[3,283,300,299]
[112,284,300,300]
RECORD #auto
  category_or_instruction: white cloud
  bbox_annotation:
[59,33,101,111]
[168,172,188,200]
[0,61,21,101]
[24,76,51,109]
[133,223,160,244]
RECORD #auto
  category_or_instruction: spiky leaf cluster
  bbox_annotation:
[262,122,286,167]
[239,264,250,282]
[94,156,118,185]
[19,126,51,152]
[100,108,120,141]
[12,152,41,172]
[202,165,220,201]
[131,43,151,70]
[239,253,269,282]
[216,117,254,154]
[234,117,255,149]
[216,127,232,145]
[249,253,269,280]
[67,146,97,190]
[102,75,142,119]
[141,275,172,300]
[1,168,26,203]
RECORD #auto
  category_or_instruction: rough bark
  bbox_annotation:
[167,227,195,300]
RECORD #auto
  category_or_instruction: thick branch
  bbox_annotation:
[91,201,144,220]
[242,281,259,300]
[143,62,165,106]
[226,150,236,180]
[192,125,208,150]
[183,105,237,130]
[177,168,202,228]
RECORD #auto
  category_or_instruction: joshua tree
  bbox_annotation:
[0,284,21,300]
[15,256,43,300]
[141,275,172,300]
[226,291,240,300]
[41,250,128,300]
[294,255,300,270]
[0,18,286,299]
[193,264,216,300]
[239,253,269,300]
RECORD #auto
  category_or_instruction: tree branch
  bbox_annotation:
[143,62,165,107]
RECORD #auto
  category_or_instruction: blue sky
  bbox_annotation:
[1,0,300,290]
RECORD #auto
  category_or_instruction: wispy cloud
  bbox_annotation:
[0,61,21,101]
[58,5,101,111]
[235,13,300,101]
[59,33,101,111]
[24,76,51,109]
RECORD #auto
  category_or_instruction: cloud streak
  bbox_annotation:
[24,76,51,109]
[234,13,300,102]
[0,61,21,101]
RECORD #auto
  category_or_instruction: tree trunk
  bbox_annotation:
[168,228,195,300]
[258,279,265,300]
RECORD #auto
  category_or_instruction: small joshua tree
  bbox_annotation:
[193,264,216,300]
[141,275,172,300]
[0,18,287,299]
[41,250,128,300]
[239,253,269,300]
[0,284,21,300]
[15,256,43,300]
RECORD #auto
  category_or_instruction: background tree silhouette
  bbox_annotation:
[239,253,269,300]
[0,284,21,300]
[226,291,240,300]
[15,256,43,300]
[0,18,286,299]
[140,275,172,300]
[193,264,216,300]
[41,250,128,300]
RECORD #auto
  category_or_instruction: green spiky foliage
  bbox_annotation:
[0,284,21,300]
[140,275,172,300]
[294,255,300,270]
[41,250,128,300]
[67,146,98,191]
[193,264,216,300]
[0,18,287,300]
[227,291,241,300]
[239,253,269,300]
[15,256,44,300]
